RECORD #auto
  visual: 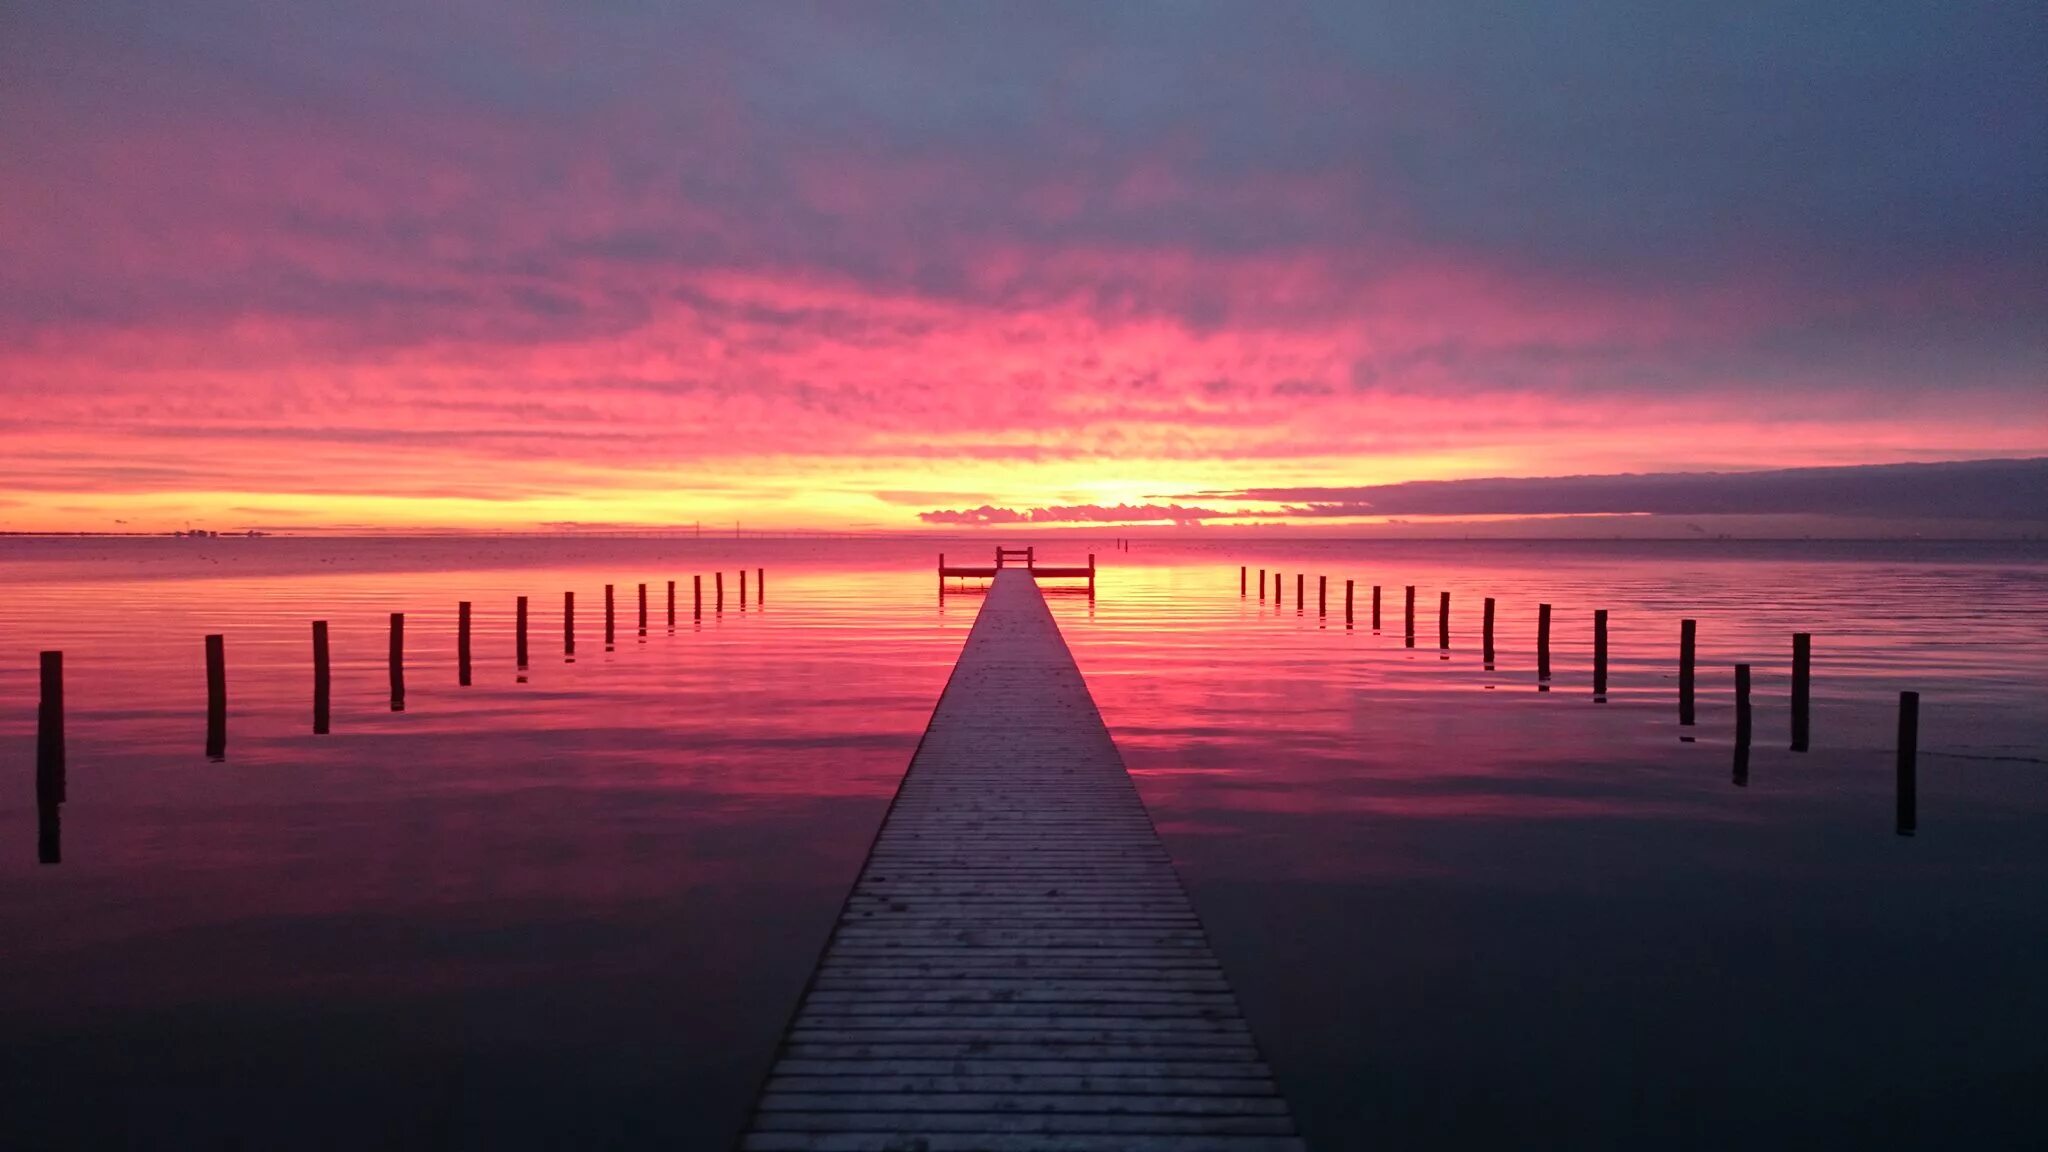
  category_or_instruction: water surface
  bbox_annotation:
[2,537,2043,1149]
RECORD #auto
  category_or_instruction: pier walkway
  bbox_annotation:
[742,570,1303,1150]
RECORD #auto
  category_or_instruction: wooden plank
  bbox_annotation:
[743,570,1301,1149]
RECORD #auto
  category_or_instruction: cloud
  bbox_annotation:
[0,3,2042,530]
[919,503,1228,526]
[1186,457,2048,521]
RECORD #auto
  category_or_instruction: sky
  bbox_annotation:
[1,1,2043,534]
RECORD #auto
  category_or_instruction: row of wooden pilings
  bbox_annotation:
[1240,565,1920,836]
[29,568,766,864]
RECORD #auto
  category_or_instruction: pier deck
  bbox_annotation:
[742,570,1302,1150]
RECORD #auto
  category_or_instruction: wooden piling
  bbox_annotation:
[1372,584,1382,629]
[1483,597,1496,665]
[1679,619,1697,726]
[757,567,765,604]
[388,613,405,712]
[39,651,65,862]
[1791,633,1812,751]
[694,574,703,619]
[1296,573,1304,611]
[313,621,331,734]
[716,571,724,613]
[458,601,472,686]
[1897,691,1919,836]
[638,583,648,635]
[1439,590,1451,651]
[1593,609,1608,700]
[1241,566,1247,596]
[37,651,64,803]
[564,591,575,657]
[1538,603,1552,684]
[206,633,227,756]
[1345,579,1355,624]
[741,568,748,609]
[667,580,676,628]
[605,583,616,646]
[1258,568,1266,601]
[1318,575,1327,617]
[516,596,529,667]
[1404,585,1415,647]
[1734,663,1752,787]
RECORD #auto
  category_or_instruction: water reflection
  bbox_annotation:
[0,537,2041,1150]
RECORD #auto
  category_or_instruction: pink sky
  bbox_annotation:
[2,3,2042,532]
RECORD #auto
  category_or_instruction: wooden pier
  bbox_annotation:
[940,547,1097,596]
[742,570,1301,1150]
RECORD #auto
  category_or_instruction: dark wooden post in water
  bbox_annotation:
[1538,603,1552,686]
[638,583,648,635]
[666,580,676,628]
[716,572,724,613]
[206,633,227,757]
[1241,566,1247,596]
[1295,573,1304,611]
[564,591,575,658]
[312,622,331,734]
[1372,584,1382,630]
[1593,610,1608,701]
[1404,585,1416,647]
[694,575,703,620]
[387,613,405,712]
[515,596,529,668]
[1734,664,1753,787]
[1679,619,1697,726]
[1791,632,1812,751]
[1088,553,1097,598]
[1438,591,1451,652]
[1318,575,1327,617]
[37,651,65,863]
[604,584,616,647]
[740,568,748,609]
[38,651,65,804]
[1897,691,1919,836]
[1483,597,1496,666]
[457,602,472,686]
[1258,568,1265,601]
[1345,579,1355,625]
[757,567,765,604]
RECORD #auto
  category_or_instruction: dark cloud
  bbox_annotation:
[1187,458,2048,520]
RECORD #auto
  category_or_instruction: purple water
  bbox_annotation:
[1,536,2043,1148]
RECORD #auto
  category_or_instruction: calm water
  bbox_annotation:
[2,536,2044,1150]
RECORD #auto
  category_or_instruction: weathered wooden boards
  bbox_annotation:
[743,569,1302,1151]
